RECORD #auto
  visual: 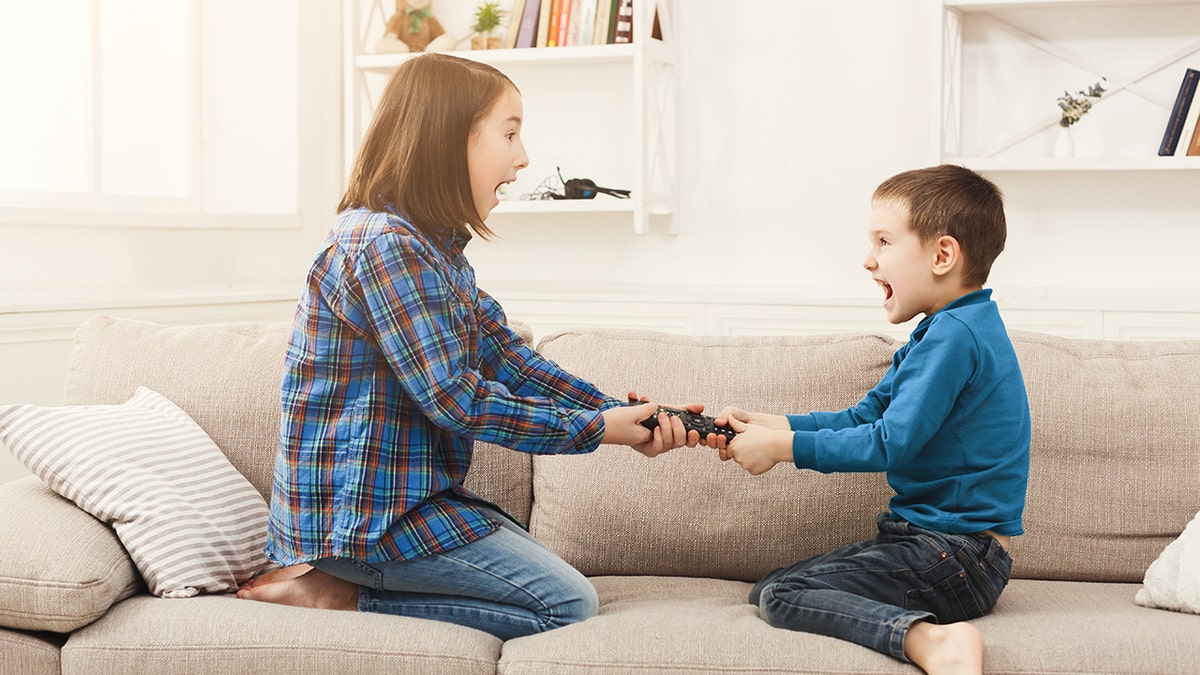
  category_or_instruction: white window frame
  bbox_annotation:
[0,0,334,231]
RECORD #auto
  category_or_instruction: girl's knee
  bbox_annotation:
[544,579,599,630]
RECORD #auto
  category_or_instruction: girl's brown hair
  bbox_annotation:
[338,53,517,240]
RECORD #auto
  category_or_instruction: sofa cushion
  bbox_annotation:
[0,627,63,675]
[1009,331,1200,583]
[0,387,270,598]
[62,594,500,675]
[530,329,898,581]
[497,576,1200,675]
[0,477,140,632]
[978,579,1200,673]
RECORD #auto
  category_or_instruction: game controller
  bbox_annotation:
[632,399,737,443]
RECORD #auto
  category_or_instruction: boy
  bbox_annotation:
[707,164,1030,675]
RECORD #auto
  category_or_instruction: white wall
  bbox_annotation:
[467,0,1200,335]
[3,0,1199,485]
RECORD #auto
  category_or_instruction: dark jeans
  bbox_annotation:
[750,513,1012,662]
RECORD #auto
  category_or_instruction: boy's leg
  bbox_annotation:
[752,515,1009,662]
[314,513,599,640]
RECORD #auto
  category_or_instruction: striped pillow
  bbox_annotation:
[0,387,269,598]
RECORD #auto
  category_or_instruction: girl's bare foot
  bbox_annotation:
[238,563,313,592]
[904,621,983,675]
[236,567,358,611]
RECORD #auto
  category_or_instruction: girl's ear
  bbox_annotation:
[931,234,962,278]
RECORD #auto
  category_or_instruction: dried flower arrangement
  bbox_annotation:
[1058,79,1107,127]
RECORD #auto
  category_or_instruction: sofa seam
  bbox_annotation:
[62,643,498,666]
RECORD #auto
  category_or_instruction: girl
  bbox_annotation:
[238,53,700,639]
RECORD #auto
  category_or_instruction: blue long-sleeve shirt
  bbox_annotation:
[266,206,621,565]
[787,289,1030,536]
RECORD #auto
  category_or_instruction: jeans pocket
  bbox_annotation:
[905,564,983,622]
[956,542,1010,615]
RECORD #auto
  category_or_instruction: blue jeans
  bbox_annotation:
[313,511,598,640]
[750,513,1012,662]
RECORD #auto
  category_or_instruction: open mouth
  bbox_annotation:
[877,280,893,303]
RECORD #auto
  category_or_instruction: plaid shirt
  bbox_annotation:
[265,206,619,565]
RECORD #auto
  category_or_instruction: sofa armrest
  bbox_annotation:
[0,477,141,632]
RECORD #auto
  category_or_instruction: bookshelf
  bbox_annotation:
[344,1,679,235]
[938,0,1200,172]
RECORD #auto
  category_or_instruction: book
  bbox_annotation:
[613,0,633,44]
[536,0,554,47]
[502,0,527,50]
[1181,82,1200,158]
[515,0,541,48]
[605,0,621,43]
[1158,68,1198,156]
[546,0,560,46]
[555,0,573,48]
[575,0,597,46]
[566,1,582,45]
[593,0,614,45]
[1189,112,1200,156]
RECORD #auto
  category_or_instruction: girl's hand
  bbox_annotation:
[602,397,704,457]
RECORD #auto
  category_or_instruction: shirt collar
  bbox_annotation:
[910,288,992,341]
[383,203,473,256]
[434,227,473,256]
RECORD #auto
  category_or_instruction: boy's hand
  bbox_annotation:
[702,407,789,450]
[718,416,794,475]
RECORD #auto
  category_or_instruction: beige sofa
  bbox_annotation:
[2,315,1199,674]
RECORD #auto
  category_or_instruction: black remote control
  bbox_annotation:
[633,401,737,442]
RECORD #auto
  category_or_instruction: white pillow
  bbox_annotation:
[0,387,269,598]
[1135,509,1200,614]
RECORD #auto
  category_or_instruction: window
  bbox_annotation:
[0,0,301,226]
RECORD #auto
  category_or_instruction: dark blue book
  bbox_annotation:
[1159,68,1199,156]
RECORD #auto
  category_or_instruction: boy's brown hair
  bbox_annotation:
[338,53,517,240]
[873,164,1006,287]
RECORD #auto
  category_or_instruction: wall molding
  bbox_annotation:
[5,283,1200,346]
[483,281,1200,342]
[0,288,297,346]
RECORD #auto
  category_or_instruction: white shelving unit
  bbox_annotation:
[938,0,1200,171]
[343,1,679,234]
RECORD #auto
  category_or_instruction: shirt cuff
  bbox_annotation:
[566,409,607,454]
[787,414,818,432]
[598,395,624,411]
[791,431,818,470]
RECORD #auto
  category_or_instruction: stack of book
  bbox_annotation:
[499,0,636,49]
[1159,68,1200,157]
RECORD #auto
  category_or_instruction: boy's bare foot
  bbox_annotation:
[238,563,313,592]
[236,567,358,611]
[904,621,983,675]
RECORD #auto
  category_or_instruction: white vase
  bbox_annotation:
[1053,126,1075,159]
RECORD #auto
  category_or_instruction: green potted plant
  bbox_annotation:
[471,2,505,50]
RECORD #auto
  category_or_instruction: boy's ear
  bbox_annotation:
[931,235,962,278]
